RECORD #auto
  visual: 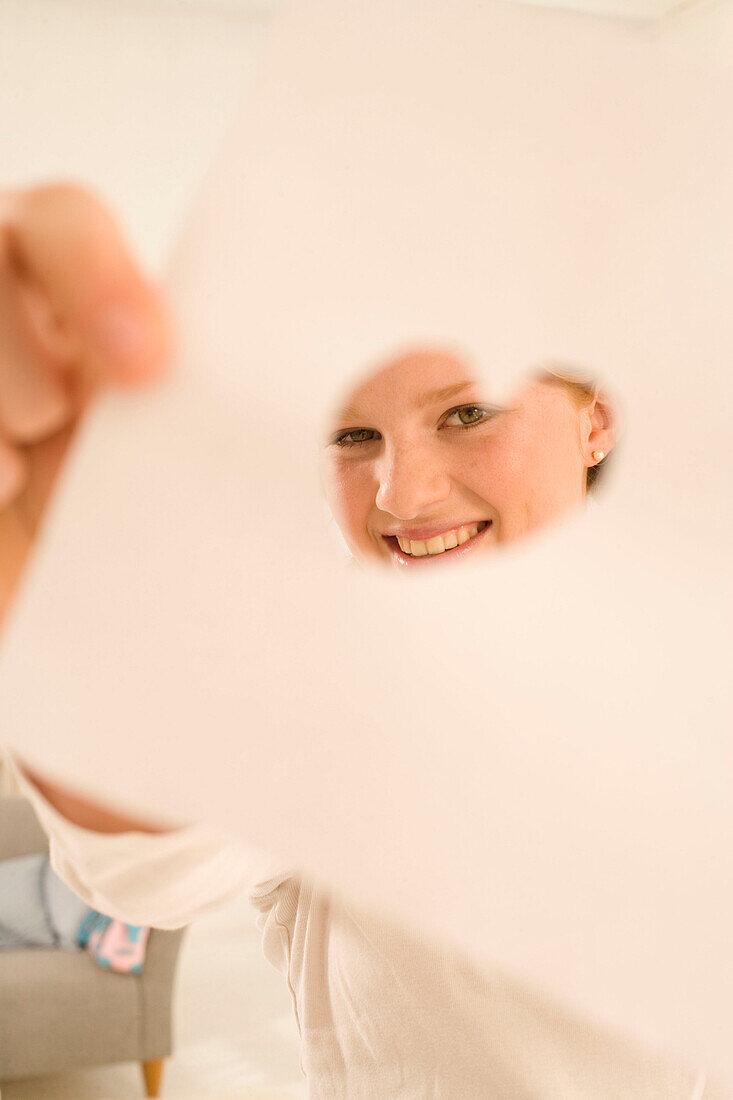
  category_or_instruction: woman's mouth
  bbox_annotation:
[384,520,492,565]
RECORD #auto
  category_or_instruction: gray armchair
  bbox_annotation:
[0,796,186,1097]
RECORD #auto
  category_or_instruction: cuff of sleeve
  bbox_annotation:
[4,750,287,928]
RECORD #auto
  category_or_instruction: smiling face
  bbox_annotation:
[323,349,615,569]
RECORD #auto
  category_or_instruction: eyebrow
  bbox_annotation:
[337,381,476,423]
[414,382,475,409]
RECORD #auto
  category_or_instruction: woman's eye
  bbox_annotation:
[332,428,380,447]
[441,404,494,428]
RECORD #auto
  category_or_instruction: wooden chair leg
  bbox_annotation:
[141,1057,165,1098]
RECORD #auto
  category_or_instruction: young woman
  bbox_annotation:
[324,347,617,568]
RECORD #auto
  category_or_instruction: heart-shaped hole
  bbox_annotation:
[322,348,618,569]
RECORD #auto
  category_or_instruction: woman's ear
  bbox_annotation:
[583,387,619,467]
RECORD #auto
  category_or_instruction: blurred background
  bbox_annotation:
[0,0,280,272]
[0,0,712,1097]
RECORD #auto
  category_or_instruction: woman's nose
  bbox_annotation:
[374,442,452,520]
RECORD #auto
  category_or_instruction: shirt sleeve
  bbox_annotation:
[6,751,290,929]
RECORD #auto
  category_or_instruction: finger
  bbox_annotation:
[0,435,27,509]
[0,240,71,443]
[4,184,172,385]
[0,504,32,626]
[14,420,76,535]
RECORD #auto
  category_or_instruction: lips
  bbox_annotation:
[385,520,491,561]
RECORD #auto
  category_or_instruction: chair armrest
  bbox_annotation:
[137,926,188,1061]
[143,925,187,984]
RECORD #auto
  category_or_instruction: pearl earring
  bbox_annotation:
[592,450,605,462]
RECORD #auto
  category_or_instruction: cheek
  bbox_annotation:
[323,459,375,545]
[457,424,583,534]
[456,433,532,504]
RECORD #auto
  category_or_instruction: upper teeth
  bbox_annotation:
[396,522,487,557]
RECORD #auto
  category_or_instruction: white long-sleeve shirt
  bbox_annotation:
[8,757,726,1100]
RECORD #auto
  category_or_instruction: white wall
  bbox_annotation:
[0,0,273,271]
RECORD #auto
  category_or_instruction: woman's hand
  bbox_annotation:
[0,183,172,625]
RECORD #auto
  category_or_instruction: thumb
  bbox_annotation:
[5,183,173,385]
